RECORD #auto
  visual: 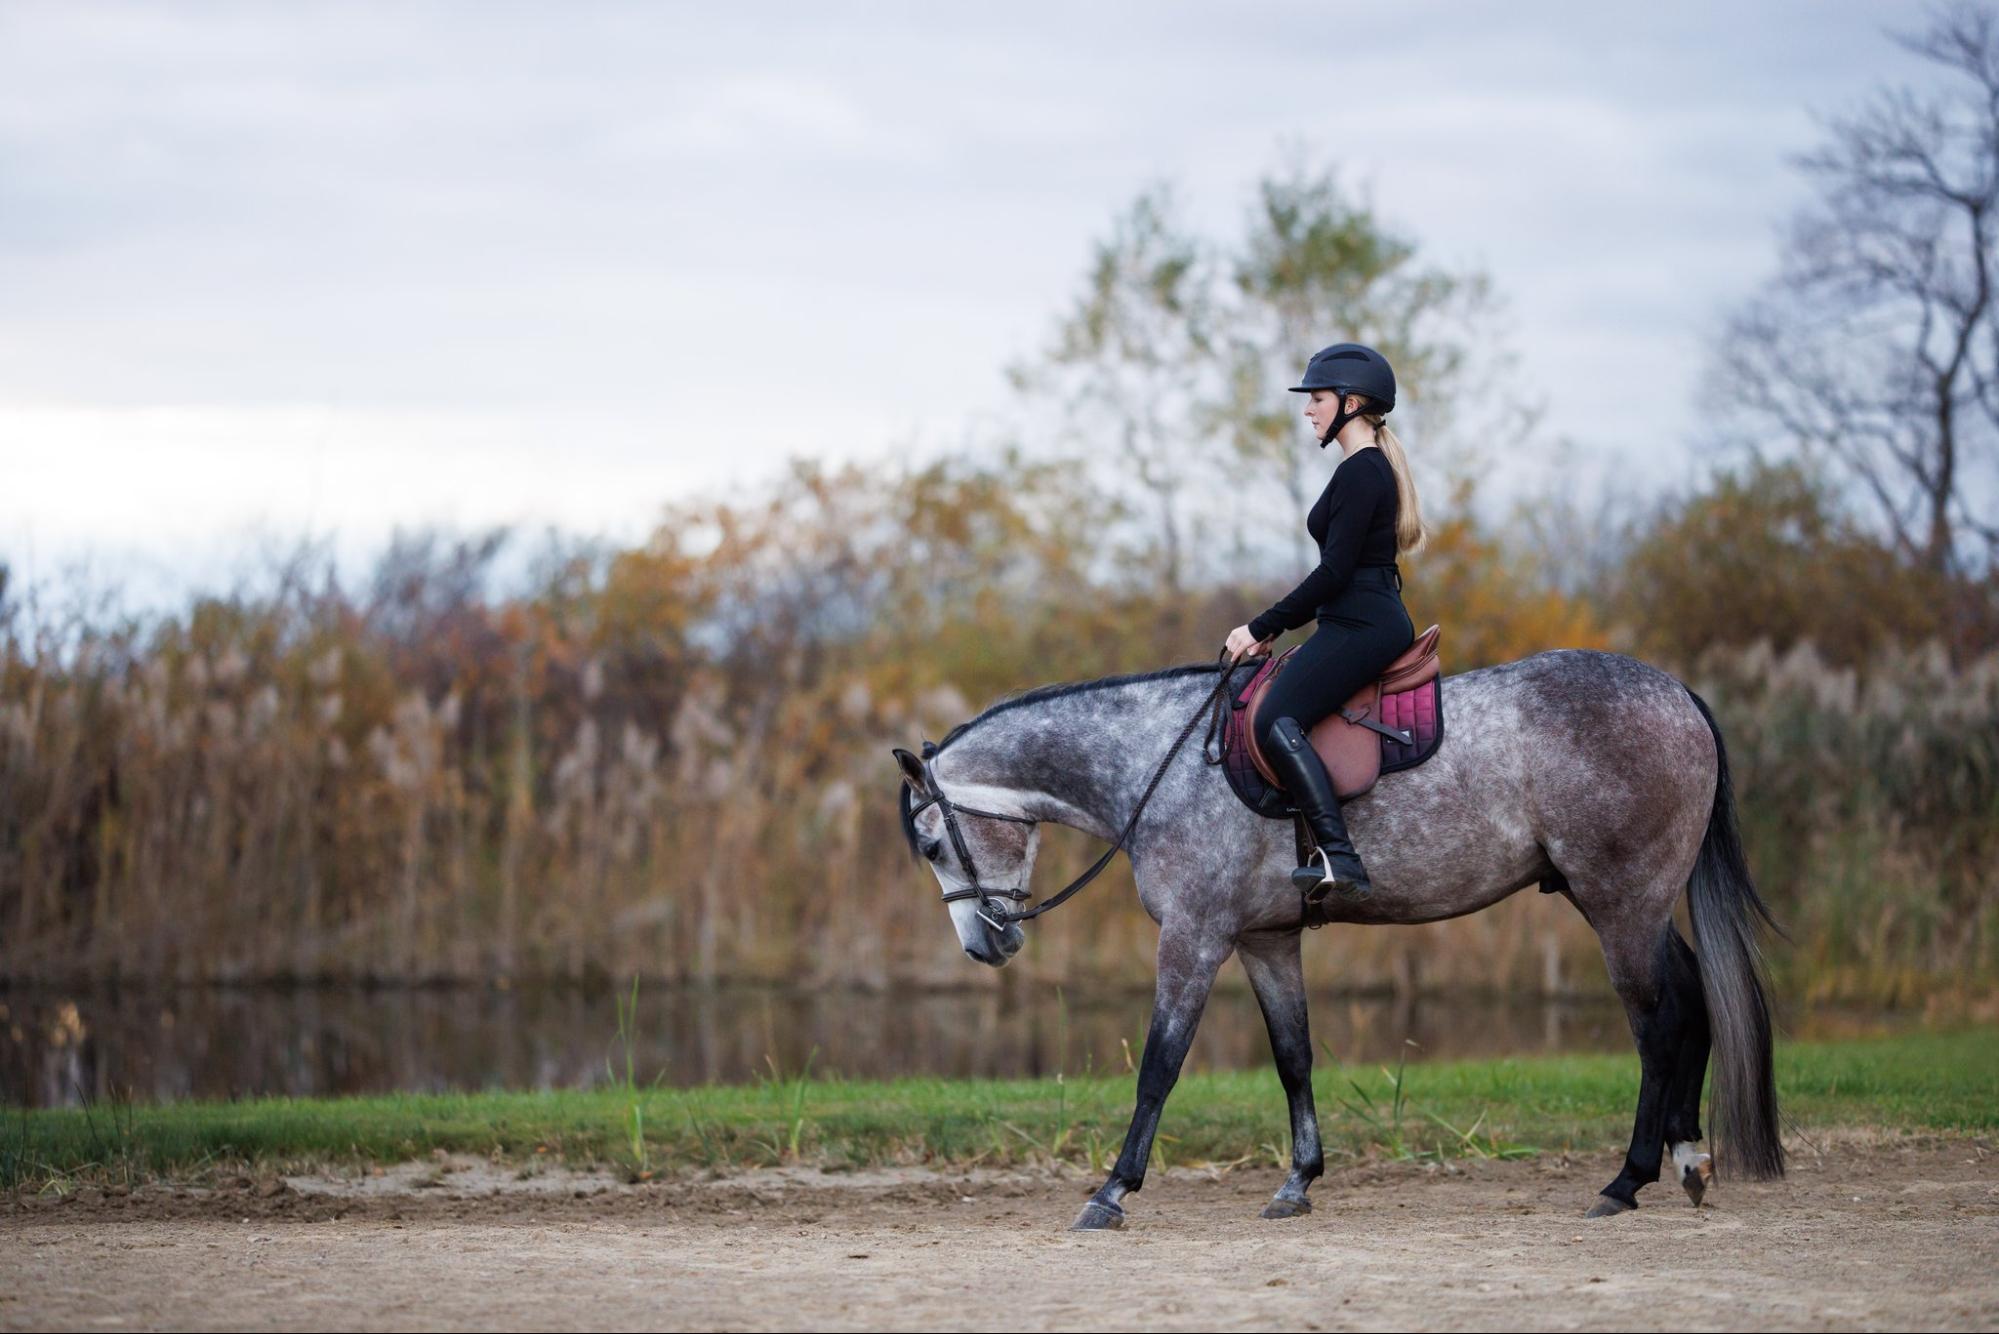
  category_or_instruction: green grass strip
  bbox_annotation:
[5,1029,1992,1190]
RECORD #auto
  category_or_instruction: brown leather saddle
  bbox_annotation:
[1237,624,1443,802]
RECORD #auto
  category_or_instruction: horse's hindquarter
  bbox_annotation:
[1333,649,1716,927]
[1510,650,1717,902]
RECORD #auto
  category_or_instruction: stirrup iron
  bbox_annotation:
[1291,845,1335,894]
[1293,843,1371,903]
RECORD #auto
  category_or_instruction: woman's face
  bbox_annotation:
[1304,389,1361,439]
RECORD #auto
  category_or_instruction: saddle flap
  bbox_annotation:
[1242,624,1445,800]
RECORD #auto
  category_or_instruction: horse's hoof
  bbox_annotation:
[1584,1194,1636,1219]
[1070,1199,1127,1231]
[1678,1152,1713,1207]
[1260,1195,1312,1220]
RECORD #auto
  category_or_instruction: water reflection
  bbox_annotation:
[0,982,1788,1108]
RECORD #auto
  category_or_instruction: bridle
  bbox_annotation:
[906,779,1040,930]
[909,649,1244,931]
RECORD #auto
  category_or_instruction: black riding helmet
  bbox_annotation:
[1291,342,1396,448]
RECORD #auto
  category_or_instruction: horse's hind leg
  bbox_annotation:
[1660,926,1713,1206]
[1586,913,1696,1218]
[1238,929,1323,1220]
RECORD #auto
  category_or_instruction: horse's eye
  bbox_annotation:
[920,837,944,862]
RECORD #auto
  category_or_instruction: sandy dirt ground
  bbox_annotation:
[4,1136,1995,1332]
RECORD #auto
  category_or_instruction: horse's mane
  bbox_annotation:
[896,659,1224,861]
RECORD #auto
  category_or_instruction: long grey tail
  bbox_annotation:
[1683,687,1786,1179]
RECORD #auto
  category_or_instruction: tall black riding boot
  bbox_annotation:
[1266,715,1373,902]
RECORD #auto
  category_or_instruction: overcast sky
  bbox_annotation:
[0,1,1941,611]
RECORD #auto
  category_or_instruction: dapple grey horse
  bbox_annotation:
[893,647,1784,1229]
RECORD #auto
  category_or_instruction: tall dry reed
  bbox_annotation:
[1,458,1991,1003]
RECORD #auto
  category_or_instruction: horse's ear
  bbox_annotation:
[891,747,930,792]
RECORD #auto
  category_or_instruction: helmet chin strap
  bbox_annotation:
[1318,394,1363,449]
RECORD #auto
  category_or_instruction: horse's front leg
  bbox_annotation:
[1073,924,1232,1231]
[1238,927,1323,1219]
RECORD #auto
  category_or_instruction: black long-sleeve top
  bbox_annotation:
[1247,445,1400,643]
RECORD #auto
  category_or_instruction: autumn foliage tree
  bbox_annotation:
[1612,456,1977,669]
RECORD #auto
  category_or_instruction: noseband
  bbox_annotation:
[910,650,1243,932]
[906,787,1038,930]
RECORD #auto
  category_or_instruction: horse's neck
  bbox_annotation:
[933,675,1203,844]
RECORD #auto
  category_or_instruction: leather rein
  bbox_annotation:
[910,649,1248,931]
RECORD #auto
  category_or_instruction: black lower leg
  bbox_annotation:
[1077,931,1230,1229]
[1595,932,1689,1213]
[1659,928,1713,1203]
[1240,933,1322,1216]
[1660,928,1709,1146]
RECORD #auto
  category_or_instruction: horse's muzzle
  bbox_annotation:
[965,921,1024,967]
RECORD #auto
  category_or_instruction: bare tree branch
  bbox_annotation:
[1717,1,1999,578]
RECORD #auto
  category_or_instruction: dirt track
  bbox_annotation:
[4,1137,1995,1331]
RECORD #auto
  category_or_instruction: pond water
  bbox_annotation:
[0,982,1914,1109]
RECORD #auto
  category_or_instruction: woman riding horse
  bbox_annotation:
[1223,342,1426,902]
[894,338,1783,1229]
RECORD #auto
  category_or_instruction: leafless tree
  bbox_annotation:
[1720,1,1999,578]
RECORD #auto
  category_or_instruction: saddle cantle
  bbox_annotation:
[1210,625,1444,816]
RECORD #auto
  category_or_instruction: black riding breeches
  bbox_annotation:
[1252,577,1416,753]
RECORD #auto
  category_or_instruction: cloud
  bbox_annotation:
[0,0,1945,609]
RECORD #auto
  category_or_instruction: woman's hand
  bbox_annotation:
[1225,624,1273,664]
